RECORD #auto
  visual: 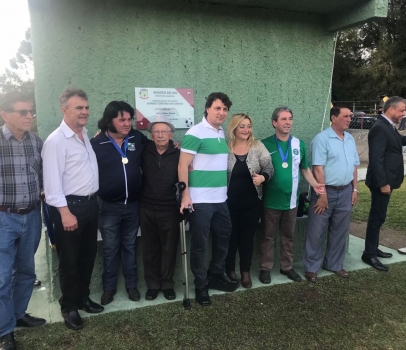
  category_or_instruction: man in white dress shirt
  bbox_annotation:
[42,88,103,331]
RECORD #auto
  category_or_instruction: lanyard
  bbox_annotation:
[274,135,291,168]
[107,133,129,164]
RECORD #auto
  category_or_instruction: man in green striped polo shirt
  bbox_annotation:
[179,92,238,306]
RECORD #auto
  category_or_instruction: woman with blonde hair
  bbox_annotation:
[226,113,273,288]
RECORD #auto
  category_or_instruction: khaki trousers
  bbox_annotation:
[260,207,298,271]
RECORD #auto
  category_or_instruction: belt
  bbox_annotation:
[325,184,350,191]
[66,193,96,201]
[0,203,38,215]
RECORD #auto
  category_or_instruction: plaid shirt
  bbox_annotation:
[0,125,43,208]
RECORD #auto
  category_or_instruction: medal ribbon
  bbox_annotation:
[107,133,129,162]
[274,135,291,165]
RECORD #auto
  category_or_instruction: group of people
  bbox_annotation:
[1,89,405,350]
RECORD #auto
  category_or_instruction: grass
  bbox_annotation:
[16,263,406,350]
[352,180,406,232]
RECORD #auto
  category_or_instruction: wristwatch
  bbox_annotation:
[353,189,360,193]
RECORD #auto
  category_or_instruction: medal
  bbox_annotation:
[122,157,129,164]
[274,135,292,170]
[282,162,288,168]
[107,133,129,165]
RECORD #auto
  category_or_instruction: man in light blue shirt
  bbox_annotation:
[303,105,360,283]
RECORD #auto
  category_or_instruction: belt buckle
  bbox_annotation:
[17,208,27,214]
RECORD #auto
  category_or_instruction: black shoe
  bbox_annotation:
[377,249,393,258]
[207,271,238,292]
[280,269,302,282]
[101,290,116,306]
[195,287,211,306]
[0,332,16,350]
[146,289,159,301]
[162,289,176,300]
[127,288,140,302]
[226,271,239,283]
[361,255,389,272]
[34,279,41,287]
[16,314,46,327]
[259,270,271,284]
[62,310,83,331]
[78,299,104,314]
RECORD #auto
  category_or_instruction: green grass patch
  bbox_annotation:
[16,263,406,349]
[352,181,406,232]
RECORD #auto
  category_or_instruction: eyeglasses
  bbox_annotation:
[11,110,35,117]
[151,130,172,135]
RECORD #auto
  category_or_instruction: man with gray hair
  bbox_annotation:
[42,88,103,331]
[259,106,323,284]
[140,115,180,301]
[362,96,406,271]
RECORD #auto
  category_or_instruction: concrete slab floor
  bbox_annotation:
[24,232,406,328]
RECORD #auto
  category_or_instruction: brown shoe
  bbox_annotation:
[304,272,317,283]
[241,272,252,288]
[334,269,349,278]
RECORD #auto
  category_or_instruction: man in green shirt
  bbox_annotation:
[259,106,324,284]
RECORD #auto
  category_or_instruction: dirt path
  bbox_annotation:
[350,221,406,250]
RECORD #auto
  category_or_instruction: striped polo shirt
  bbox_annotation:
[181,117,228,203]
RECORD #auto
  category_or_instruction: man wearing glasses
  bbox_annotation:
[0,92,46,350]
[91,101,148,306]
[140,115,180,301]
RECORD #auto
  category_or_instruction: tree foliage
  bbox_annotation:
[332,0,406,102]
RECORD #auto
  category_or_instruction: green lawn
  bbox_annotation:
[16,263,406,349]
[352,181,406,232]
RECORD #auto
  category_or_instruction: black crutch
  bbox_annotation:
[174,182,192,310]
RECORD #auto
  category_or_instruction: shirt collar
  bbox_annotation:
[1,124,28,141]
[327,126,349,140]
[382,114,394,126]
[201,116,223,131]
[60,120,88,138]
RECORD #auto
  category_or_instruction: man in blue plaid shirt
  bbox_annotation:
[0,91,46,350]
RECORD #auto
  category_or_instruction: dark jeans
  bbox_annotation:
[364,186,391,258]
[189,202,232,289]
[50,196,98,312]
[225,198,262,273]
[140,207,179,290]
[99,200,139,291]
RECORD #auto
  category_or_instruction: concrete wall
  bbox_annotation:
[29,0,335,145]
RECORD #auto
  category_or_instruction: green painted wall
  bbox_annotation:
[29,0,336,146]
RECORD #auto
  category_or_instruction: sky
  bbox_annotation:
[0,0,31,75]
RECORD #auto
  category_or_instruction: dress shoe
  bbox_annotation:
[195,287,211,306]
[398,247,406,254]
[0,332,16,350]
[226,271,238,283]
[304,272,317,283]
[34,279,41,287]
[207,271,238,292]
[259,270,271,284]
[78,299,104,314]
[361,255,388,272]
[377,249,393,258]
[127,288,141,301]
[240,271,252,288]
[16,314,46,327]
[322,267,349,278]
[101,290,116,305]
[146,289,159,301]
[62,310,83,331]
[280,269,302,282]
[162,289,176,300]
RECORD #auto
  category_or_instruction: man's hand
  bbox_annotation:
[351,191,358,206]
[380,184,391,195]
[313,194,328,215]
[173,141,181,149]
[180,195,193,214]
[58,207,78,231]
[312,183,325,195]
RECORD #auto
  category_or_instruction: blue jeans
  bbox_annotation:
[0,207,41,337]
[189,202,232,289]
[99,200,139,291]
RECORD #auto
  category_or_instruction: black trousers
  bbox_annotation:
[140,207,179,290]
[225,198,262,273]
[364,186,391,258]
[50,195,98,312]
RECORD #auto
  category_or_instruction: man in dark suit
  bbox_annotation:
[362,96,406,271]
